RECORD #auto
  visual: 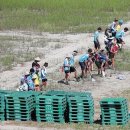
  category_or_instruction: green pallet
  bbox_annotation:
[36,110,64,114]
[100,98,127,105]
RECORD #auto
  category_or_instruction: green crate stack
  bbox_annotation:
[36,95,66,123]
[67,92,94,124]
[100,98,129,126]
[0,94,5,121]
[5,92,34,121]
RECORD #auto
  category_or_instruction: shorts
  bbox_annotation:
[109,52,115,59]
[64,70,70,74]
[42,78,47,82]
[70,66,76,73]
[94,41,100,49]
[116,38,123,43]
[95,61,106,69]
[79,62,86,70]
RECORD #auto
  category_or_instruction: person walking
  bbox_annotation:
[63,55,71,85]
[93,27,102,51]
[41,62,48,89]
[69,50,79,81]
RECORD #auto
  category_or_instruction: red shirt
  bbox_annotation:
[110,44,118,53]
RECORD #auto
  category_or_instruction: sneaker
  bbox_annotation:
[65,81,70,85]
[76,77,80,82]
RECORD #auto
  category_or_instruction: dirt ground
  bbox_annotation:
[0,22,130,129]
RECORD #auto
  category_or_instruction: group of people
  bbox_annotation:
[19,18,129,89]
[19,57,48,91]
[63,19,129,84]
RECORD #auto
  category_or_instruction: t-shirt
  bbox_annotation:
[116,30,125,39]
[79,54,89,62]
[41,66,47,79]
[110,44,118,53]
[116,25,121,31]
[109,22,116,32]
[33,74,40,86]
[99,54,107,62]
[26,75,35,90]
[94,31,99,42]
[69,55,74,66]
[63,58,70,71]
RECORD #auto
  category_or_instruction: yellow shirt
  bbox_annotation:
[116,25,121,31]
[34,74,40,86]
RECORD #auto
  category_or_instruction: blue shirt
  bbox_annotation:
[26,75,35,90]
[79,54,89,62]
[116,30,125,39]
[99,54,107,62]
[94,31,99,42]
[69,55,74,66]
[63,58,70,71]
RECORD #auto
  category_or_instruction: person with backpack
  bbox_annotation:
[105,19,118,37]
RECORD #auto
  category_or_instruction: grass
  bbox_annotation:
[0,35,45,71]
[0,0,130,32]
[115,49,130,71]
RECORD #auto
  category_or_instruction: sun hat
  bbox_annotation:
[34,57,41,61]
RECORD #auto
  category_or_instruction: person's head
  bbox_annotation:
[44,62,48,67]
[34,57,41,62]
[114,18,118,22]
[118,19,123,25]
[124,27,128,32]
[97,27,102,32]
[72,50,78,56]
[87,48,93,57]
[30,68,35,74]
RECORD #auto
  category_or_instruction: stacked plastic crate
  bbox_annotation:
[100,98,129,126]
[67,92,94,124]
[36,95,66,123]
[0,94,5,121]
[5,92,34,121]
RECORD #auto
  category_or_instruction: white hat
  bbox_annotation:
[34,57,41,61]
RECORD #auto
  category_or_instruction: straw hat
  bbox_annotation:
[34,57,41,62]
